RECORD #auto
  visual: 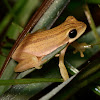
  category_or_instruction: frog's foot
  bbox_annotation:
[14,56,42,72]
[71,42,88,57]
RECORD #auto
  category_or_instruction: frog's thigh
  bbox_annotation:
[14,53,42,72]
[59,46,69,81]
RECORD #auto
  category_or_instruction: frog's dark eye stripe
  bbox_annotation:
[68,29,77,38]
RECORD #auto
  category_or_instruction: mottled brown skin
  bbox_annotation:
[12,16,86,80]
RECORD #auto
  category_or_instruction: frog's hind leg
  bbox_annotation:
[14,53,42,72]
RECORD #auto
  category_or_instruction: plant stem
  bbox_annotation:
[0,78,63,85]
[83,4,100,42]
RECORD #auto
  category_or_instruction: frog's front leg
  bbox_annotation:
[71,41,88,57]
[14,52,42,72]
[59,45,69,81]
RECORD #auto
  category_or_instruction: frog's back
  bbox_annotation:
[15,26,67,57]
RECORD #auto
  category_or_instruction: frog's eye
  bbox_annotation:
[68,29,77,38]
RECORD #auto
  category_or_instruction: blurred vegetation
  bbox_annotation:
[0,0,100,100]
